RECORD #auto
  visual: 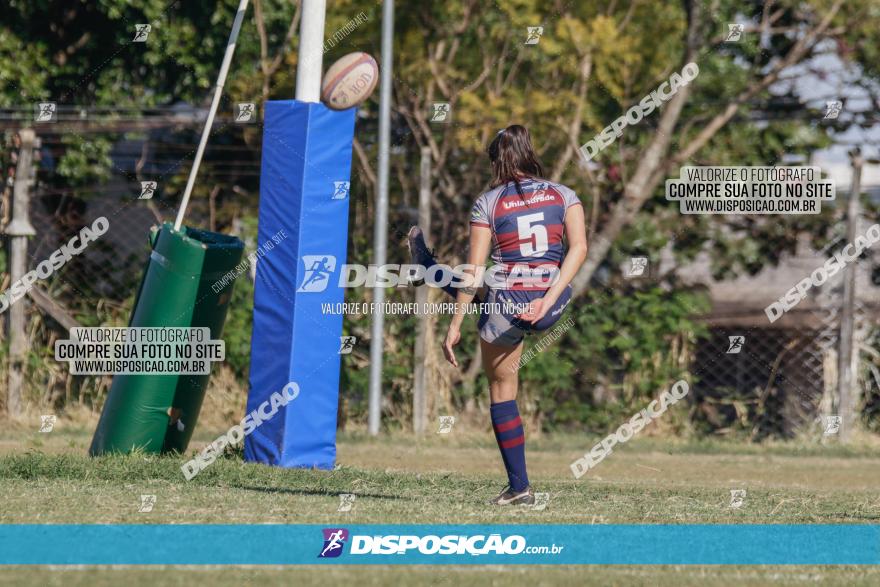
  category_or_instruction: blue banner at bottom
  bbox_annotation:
[0,525,877,565]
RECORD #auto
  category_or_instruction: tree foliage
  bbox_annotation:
[2,0,879,432]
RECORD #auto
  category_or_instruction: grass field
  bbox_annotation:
[2,420,880,585]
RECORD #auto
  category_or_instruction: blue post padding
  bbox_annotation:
[245,100,356,468]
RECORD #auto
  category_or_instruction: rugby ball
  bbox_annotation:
[321,52,379,110]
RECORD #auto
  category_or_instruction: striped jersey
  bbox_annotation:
[470,178,581,290]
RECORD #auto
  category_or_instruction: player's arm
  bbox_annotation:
[442,225,492,367]
[519,204,587,322]
[547,203,587,302]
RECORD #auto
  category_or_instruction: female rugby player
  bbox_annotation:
[408,124,587,505]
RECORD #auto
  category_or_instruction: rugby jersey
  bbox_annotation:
[470,178,581,290]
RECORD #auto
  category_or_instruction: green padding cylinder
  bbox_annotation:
[89,224,244,455]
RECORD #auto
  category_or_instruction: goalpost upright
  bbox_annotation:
[244,0,358,468]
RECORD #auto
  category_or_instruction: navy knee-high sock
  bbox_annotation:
[490,400,529,491]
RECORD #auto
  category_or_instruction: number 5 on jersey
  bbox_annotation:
[517,212,548,257]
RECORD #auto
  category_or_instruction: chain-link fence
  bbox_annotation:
[0,124,259,414]
[3,126,880,439]
[691,245,879,439]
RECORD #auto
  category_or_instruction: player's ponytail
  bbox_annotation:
[487,125,545,205]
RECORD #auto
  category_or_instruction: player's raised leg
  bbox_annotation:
[407,226,487,301]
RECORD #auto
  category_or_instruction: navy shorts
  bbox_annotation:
[477,285,572,347]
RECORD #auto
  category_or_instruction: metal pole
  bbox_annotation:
[837,149,862,443]
[5,129,37,418]
[173,0,250,231]
[295,0,327,102]
[368,0,394,435]
[413,146,431,435]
